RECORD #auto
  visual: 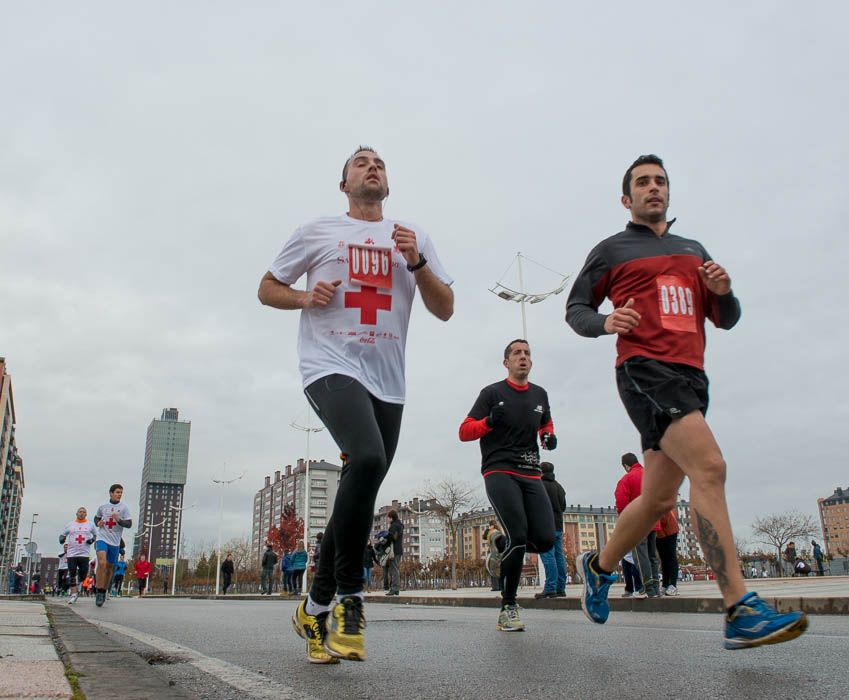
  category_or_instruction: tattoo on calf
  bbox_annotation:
[694,510,730,590]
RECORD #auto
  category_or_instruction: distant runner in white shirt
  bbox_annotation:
[59,506,97,604]
[259,146,453,665]
[93,484,132,608]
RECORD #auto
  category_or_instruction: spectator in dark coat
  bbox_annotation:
[220,553,235,595]
[536,462,567,598]
[260,543,278,595]
[386,510,404,596]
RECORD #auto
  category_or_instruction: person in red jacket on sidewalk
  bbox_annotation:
[134,554,152,597]
[615,453,661,598]
[656,509,680,595]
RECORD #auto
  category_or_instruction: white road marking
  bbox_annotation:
[91,620,317,700]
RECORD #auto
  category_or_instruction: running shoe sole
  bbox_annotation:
[724,614,808,650]
[578,552,596,624]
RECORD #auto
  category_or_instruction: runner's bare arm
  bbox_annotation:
[413,266,453,321]
[258,272,341,310]
[392,225,453,321]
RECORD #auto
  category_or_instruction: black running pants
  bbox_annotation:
[306,374,403,603]
[67,557,89,587]
[656,533,679,588]
[484,471,555,607]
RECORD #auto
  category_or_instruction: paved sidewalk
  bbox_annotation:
[0,600,73,699]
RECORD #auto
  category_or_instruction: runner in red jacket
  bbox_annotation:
[134,555,152,597]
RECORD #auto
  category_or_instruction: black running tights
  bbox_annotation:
[306,374,403,603]
[484,472,555,607]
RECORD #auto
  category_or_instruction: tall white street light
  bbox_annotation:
[489,252,569,340]
[25,514,38,594]
[169,501,196,596]
[213,467,244,596]
[290,409,324,550]
[143,515,167,590]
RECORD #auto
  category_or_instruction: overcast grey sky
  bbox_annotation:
[2,2,847,557]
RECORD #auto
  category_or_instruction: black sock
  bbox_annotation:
[726,603,739,617]
[590,553,612,577]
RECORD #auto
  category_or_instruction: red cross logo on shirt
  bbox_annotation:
[344,285,392,325]
[104,517,117,529]
[75,534,86,544]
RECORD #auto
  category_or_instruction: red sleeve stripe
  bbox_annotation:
[538,420,554,436]
[459,416,491,442]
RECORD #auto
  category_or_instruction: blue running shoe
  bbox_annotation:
[578,551,617,624]
[724,592,808,650]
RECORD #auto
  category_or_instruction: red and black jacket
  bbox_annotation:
[565,221,741,370]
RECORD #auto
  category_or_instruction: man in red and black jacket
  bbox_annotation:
[566,154,807,650]
[615,453,661,598]
[459,338,556,632]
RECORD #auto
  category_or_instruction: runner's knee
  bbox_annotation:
[692,454,726,489]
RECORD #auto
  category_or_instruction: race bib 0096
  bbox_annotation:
[348,244,393,289]
[656,275,696,332]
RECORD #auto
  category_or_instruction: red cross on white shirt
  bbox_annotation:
[75,534,86,544]
[104,517,117,529]
[344,285,392,325]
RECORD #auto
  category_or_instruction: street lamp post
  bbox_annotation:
[169,501,196,596]
[212,468,244,596]
[143,515,167,591]
[489,252,569,340]
[290,412,324,550]
[25,514,38,594]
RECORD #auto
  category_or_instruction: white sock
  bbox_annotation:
[336,591,365,603]
[305,595,331,616]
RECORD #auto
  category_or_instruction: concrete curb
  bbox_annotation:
[136,592,849,614]
[47,601,196,699]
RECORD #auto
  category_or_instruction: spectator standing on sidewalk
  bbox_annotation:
[261,543,278,595]
[812,540,824,576]
[363,541,377,591]
[536,462,567,599]
[221,553,235,595]
[656,509,680,595]
[386,510,404,595]
[291,541,308,596]
[280,550,293,595]
[783,542,797,578]
[621,551,644,598]
[615,453,661,598]
[134,553,152,597]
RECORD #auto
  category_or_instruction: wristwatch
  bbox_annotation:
[407,253,428,272]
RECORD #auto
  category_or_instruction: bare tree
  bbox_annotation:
[422,478,483,589]
[751,511,818,574]
[223,536,255,586]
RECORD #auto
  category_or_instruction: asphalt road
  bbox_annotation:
[69,597,848,700]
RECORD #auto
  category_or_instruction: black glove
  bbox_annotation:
[541,433,557,450]
[486,402,505,428]
[59,535,66,544]
[86,538,95,545]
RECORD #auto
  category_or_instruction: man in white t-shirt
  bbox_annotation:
[259,146,453,664]
[59,506,97,604]
[93,484,132,608]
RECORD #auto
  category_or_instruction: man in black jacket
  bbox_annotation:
[386,510,404,595]
[536,462,567,599]
[261,543,278,595]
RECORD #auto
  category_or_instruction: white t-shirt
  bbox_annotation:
[61,520,97,558]
[94,501,132,547]
[269,215,453,403]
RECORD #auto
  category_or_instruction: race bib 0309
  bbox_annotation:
[656,275,696,332]
[348,244,393,289]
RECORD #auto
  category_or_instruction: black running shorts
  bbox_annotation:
[616,356,709,452]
